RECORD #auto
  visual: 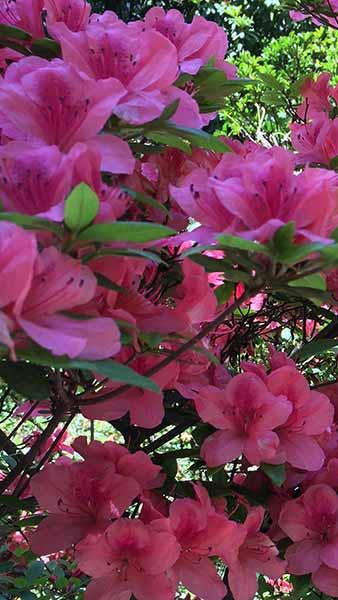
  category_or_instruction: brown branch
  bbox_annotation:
[0,411,64,495]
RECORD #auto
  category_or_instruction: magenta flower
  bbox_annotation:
[16,247,121,360]
[76,519,180,600]
[279,484,338,595]
[0,222,37,355]
[45,0,91,32]
[52,20,179,124]
[0,0,44,38]
[0,141,74,216]
[198,373,292,467]
[0,58,125,152]
[226,507,286,600]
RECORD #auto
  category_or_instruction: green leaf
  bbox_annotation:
[0,495,35,510]
[289,273,326,291]
[30,38,61,59]
[146,130,192,153]
[258,71,284,91]
[0,24,31,41]
[217,234,269,254]
[294,339,338,361]
[158,99,180,121]
[271,221,295,259]
[26,560,45,582]
[162,123,230,153]
[215,282,235,303]
[0,360,49,400]
[94,272,127,294]
[64,183,99,232]
[121,186,170,216]
[77,221,175,243]
[276,242,324,265]
[189,254,252,283]
[261,463,286,487]
[18,346,160,393]
[19,592,39,600]
[320,243,338,264]
[0,212,63,237]
[84,247,167,265]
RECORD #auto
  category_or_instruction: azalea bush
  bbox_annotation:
[2,1,338,600]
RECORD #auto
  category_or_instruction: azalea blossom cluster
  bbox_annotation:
[1,2,338,600]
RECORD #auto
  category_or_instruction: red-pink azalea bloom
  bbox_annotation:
[165,484,241,600]
[267,367,334,471]
[76,519,180,600]
[225,507,286,600]
[82,357,178,428]
[16,247,121,359]
[197,373,292,467]
[0,57,125,153]
[72,437,164,491]
[279,484,338,596]
[30,437,163,555]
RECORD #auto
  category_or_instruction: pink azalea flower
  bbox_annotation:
[0,57,125,153]
[0,222,37,355]
[291,115,338,166]
[225,507,286,600]
[52,20,180,124]
[197,373,292,467]
[72,437,164,491]
[290,2,338,27]
[267,367,334,471]
[279,484,338,596]
[0,0,44,38]
[45,0,91,32]
[81,356,178,428]
[144,7,234,77]
[76,519,180,600]
[164,484,241,600]
[30,438,163,555]
[171,146,338,243]
[16,247,121,359]
[169,260,217,328]
[0,141,74,215]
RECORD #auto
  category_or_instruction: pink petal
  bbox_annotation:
[201,430,244,467]
[176,554,227,600]
[85,575,130,600]
[29,514,91,555]
[18,314,121,359]
[312,564,338,597]
[129,568,176,600]
[228,562,258,600]
[281,433,325,471]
